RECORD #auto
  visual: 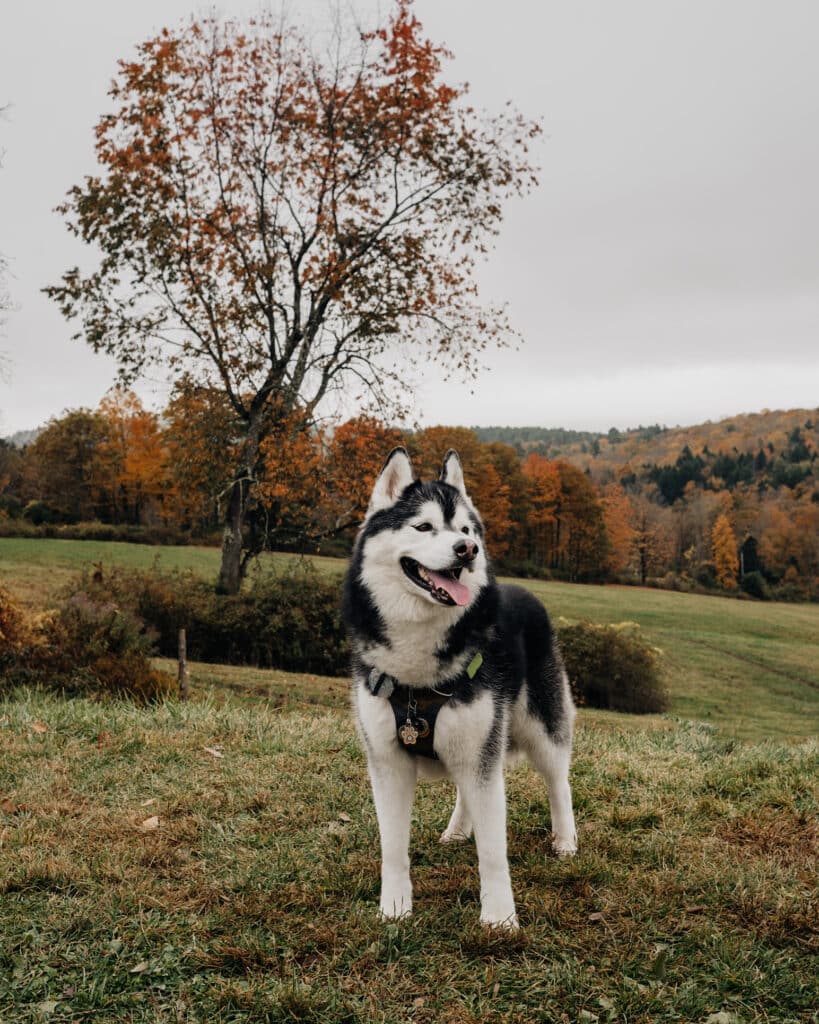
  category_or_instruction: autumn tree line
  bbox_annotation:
[2,390,817,601]
[8,1,813,600]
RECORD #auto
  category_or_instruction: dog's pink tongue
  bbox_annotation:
[426,570,471,606]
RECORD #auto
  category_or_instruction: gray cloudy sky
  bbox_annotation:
[1,0,817,436]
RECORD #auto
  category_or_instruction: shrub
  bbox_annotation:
[22,500,62,525]
[0,586,33,655]
[693,561,718,589]
[740,571,771,600]
[0,587,176,703]
[0,519,194,544]
[494,559,551,580]
[0,518,39,538]
[557,620,668,714]
[80,561,349,676]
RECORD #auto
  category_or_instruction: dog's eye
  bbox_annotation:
[461,526,470,535]
[414,522,433,532]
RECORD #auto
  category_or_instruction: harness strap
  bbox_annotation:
[364,653,483,760]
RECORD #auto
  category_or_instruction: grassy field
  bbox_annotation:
[0,692,815,1023]
[2,537,817,741]
[0,537,344,609]
[1,539,817,1021]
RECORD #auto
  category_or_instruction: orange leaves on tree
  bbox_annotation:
[324,417,404,528]
[600,484,637,576]
[712,513,739,589]
[96,388,172,526]
[46,2,539,589]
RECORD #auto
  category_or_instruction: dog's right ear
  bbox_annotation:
[367,447,414,515]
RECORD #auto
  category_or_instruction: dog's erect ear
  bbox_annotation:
[439,449,469,498]
[368,447,415,514]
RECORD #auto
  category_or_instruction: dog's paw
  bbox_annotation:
[480,911,519,931]
[479,889,518,931]
[552,835,577,858]
[379,885,412,920]
[440,826,472,844]
[379,905,412,921]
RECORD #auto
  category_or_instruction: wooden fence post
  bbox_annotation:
[178,628,189,701]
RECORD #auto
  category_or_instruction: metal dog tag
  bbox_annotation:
[399,721,419,745]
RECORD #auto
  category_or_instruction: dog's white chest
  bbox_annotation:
[364,620,466,685]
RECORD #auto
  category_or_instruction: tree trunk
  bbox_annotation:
[216,408,264,595]
[217,476,247,594]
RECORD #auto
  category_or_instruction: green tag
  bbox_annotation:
[466,652,483,679]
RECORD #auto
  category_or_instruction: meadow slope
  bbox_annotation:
[1,537,817,741]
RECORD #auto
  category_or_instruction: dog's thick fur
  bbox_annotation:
[343,448,577,928]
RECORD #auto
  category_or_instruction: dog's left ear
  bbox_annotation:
[439,449,468,498]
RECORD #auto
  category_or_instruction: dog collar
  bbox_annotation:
[364,651,483,759]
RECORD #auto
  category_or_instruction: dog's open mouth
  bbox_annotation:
[400,557,470,607]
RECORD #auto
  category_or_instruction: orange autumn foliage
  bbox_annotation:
[97,389,171,525]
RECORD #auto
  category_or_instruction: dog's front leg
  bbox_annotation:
[368,752,417,919]
[451,770,518,929]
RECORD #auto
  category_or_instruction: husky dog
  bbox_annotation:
[343,447,577,929]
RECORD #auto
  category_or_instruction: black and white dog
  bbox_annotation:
[343,448,577,929]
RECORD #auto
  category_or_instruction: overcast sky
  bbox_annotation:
[1,0,817,436]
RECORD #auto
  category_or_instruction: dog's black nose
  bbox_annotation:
[454,539,479,561]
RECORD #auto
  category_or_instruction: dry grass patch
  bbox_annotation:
[0,692,816,1022]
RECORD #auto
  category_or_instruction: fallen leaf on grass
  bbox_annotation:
[36,1000,58,1015]
[588,912,605,922]
[140,798,156,808]
[684,904,707,913]
[1,798,18,814]
[130,961,149,974]
[203,746,224,759]
[338,812,352,822]
[31,721,48,734]
[139,816,160,832]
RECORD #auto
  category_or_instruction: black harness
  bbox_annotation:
[364,653,483,761]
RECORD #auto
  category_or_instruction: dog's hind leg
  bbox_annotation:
[440,787,473,843]
[527,734,577,857]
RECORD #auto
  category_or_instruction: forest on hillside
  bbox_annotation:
[1,394,817,601]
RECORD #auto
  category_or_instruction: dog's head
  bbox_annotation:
[358,447,489,614]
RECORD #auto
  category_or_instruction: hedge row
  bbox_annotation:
[1,567,668,715]
[79,562,348,677]
[0,518,199,546]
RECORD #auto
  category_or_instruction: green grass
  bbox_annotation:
[1,540,817,1020]
[0,537,344,608]
[516,579,819,743]
[2,537,817,742]
[0,691,815,1023]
